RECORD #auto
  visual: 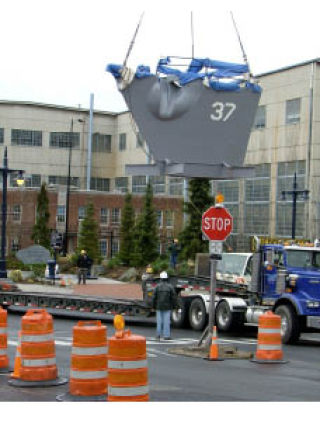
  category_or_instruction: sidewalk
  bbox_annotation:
[15,275,143,300]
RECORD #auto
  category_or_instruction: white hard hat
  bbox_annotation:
[160,271,168,279]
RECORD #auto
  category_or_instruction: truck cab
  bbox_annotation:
[257,243,320,342]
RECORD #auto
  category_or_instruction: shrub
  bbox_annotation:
[151,258,169,274]
[29,264,46,279]
[8,269,23,282]
[6,255,29,271]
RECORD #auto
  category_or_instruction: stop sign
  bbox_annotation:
[202,206,233,241]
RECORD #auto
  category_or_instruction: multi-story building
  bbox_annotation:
[1,57,320,256]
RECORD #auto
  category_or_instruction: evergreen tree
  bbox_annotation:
[77,202,100,262]
[118,192,135,266]
[131,182,159,266]
[32,182,51,249]
[179,178,213,260]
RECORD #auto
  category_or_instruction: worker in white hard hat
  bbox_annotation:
[151,271,177,340]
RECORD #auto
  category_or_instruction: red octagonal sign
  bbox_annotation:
[202,206,233,241]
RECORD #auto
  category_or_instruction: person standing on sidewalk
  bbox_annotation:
[151,271,177,340]
[76,250,92,285]
[168,238,181,270]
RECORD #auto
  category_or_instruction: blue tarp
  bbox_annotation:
[106,56,261,93]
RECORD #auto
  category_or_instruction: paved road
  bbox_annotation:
[1,313,320,402]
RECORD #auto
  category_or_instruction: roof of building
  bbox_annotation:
[255,57,320,78]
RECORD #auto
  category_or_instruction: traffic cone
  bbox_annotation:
[11,332,22,379]
[251,311,288,364]
[56,320,108,401]
[207,326,224,361]
[0,307,10,373]
[8,309,68,387]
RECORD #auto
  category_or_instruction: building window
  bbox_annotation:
[0,128,4,144]
[119,133,126,151]
[12,205,22,222]
[165,211,174,228]
[115,177,128,193]
[157,210,163,228]
[78,206,86,220]
[90,177,110,192]
[169,177,184,196]
[100,239,108,257]
[244,164,271,235]
[132,176,147,193]
[10,173,41,188]
[150,176,165,194]
[276,161,306,237]
[111,208,121,225]
[92,134,111,152]
[49,132,80,148]
[48,176,80,188]
[11,129,42,146]
[253,105,266,129]
[286,98,300,124]
[100,208,109,224]
[57,205,66,223]
[215,180,240,234]
[111,239,119,256]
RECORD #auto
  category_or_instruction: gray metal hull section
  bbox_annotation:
[122,76,261,166]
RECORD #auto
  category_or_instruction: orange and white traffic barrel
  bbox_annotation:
[8,309,68,387]
[108,316,149,402]
[57,320,108,401]
[207,326,224,361]
[0,307,9,372]
[251,311,287,364]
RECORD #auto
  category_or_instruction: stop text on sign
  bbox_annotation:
[203,217,232,231]
[201,206,233,241]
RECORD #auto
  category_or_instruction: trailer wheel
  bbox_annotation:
[215,300,244,332]
[188,298,207,331]
[171,297,189,328]
[274,304,300,344]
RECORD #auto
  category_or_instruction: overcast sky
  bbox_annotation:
[1,0,320,113]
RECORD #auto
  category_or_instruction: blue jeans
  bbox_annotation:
[156,310,171,338]
[170,254,177,269]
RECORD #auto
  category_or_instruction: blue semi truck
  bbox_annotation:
[144,238,320,343]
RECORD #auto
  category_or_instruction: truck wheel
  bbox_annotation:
[189,298,207,331]
[274,305,300,344]
[215,300,244,332]
[171,297,189,328]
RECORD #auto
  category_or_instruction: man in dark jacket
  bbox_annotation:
[151,271,177,340]
[76,250,92,285]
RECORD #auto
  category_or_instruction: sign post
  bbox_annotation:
[201,205,233,347]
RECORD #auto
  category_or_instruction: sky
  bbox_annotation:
[1,0,320,113]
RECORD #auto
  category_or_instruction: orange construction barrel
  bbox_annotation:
[0,307,9,372]
[108,329,149,401]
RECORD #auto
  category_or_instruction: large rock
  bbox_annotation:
[16,245,51,265]
[119,267,138,282]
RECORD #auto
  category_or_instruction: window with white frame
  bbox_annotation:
[150,176,165,194]
[111,239,120,256]
[12,205,22,222]
[78,206,86,220]
[90,177,110,192]
[100,239,108,257]
[57,205,66,223]
[286,98,300,124]
[169,177,183,196]
[157,210,163,228]
[0,128,4,144]
[49,176,79,188]
[132,176,147,193]
[111,208,121,225]
[100,208,109,224]
[165,210,174,228]
[115,177,128,193]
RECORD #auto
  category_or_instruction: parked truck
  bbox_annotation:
[144,238,320,343]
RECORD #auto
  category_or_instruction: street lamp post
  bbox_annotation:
[281,172,309,239]
[0,147,24,278]
[63,118,85,256]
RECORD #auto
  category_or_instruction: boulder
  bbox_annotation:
[119,267,138,282]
